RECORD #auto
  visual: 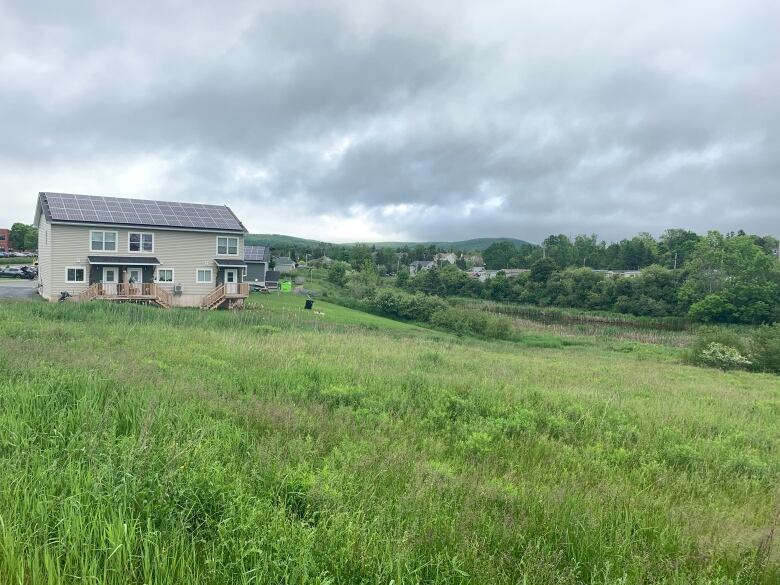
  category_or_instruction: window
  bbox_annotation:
[156,268,174,283]
[91,231,117,252]
[196,268,213,283]
[66,267,86,283]
[217,236,238,255]
[129,232,153,252]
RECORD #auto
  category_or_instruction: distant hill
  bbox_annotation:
[246,234,530,252]
[244,234,329,250]
[365,238,530,251]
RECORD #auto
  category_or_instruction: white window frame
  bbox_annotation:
[155,268,174,283]
[216,236,239,256]
[196,268,213,284]
[128,232,154,253]
[90,230,118,252]
[65,266,86,283]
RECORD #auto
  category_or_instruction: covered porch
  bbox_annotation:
[80,255,172,307]
[203,259,250,309]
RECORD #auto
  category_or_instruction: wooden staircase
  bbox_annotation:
[201,285,226,310]
[201,283,249,310]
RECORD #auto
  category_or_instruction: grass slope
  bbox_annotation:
[0,295,778,583]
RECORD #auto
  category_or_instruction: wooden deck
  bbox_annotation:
[76,282,249,309]
[77,283,173,307]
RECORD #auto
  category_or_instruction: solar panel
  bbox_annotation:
[40,192,245,232]
[244,245,268,262]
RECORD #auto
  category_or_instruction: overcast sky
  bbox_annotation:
[0,0,778,243]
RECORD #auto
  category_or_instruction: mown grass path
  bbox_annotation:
[0,294,778,583]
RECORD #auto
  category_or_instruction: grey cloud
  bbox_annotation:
[0,0,778,241]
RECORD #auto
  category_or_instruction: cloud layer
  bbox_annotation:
[1,0,778,242]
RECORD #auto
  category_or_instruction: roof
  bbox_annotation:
[410,260,435,267]
[37,192,247,233]
[265,270,281,282]
[214,258,248,268]
[244,245,268,262]
[87,255,160,265]
[274,256,295,264]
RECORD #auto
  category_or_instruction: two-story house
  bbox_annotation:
[34,192,250,309]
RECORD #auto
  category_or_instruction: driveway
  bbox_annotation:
[0,279,38,300]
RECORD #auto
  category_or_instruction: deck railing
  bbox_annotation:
[225,283,250,297]
[96,283,156,298]
[76,282,172,306]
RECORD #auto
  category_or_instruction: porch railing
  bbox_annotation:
[76,282,171,306]
[225,283,250,297]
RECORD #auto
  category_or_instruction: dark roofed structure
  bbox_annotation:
[37,192,247,233]
[87,255,160,265]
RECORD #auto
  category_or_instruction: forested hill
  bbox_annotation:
[365,237,529,251]
[244,234,329,249]
[245,234,529,252]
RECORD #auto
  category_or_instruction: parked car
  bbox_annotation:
[21,266,38,279]
[0,265,36,279]
[0,267,25,278]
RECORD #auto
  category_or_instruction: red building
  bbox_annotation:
[0,228,9,252]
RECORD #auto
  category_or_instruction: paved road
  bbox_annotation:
[0,280,37,300]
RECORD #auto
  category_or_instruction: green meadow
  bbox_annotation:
[0,293,778,583]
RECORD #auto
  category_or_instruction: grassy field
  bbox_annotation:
[1,256,37,266]
[0,293,779,583]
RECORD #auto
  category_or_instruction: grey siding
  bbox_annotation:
[37,215,52,299]
[244,262,267,283]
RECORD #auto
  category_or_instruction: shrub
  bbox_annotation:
[750,324,780,374]
[698,342,752,370]
[684,327,752,370]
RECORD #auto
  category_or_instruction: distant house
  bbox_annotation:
[435,252,457,265]
[409,260,436,276]
[33,192,250,309]
[273,256,296,274]
[0,228,8,252]
[243,245,269,285]
[463,254,484,268]
[592,269,642,278]
[468,267,528,282]
[500,268,529,278]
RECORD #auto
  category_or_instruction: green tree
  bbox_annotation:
[483,241,520,269]
[10,223,37,251]
[542,235,575,268]
[658,229,700,269]
[530,257,557,283]
[395,268,410,289]
[680,232,780,323]
[327,261,350,287]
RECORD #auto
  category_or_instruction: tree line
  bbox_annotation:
[324,229,779,325]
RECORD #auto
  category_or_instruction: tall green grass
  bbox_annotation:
[0,297,778,583]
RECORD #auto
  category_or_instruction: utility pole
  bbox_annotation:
[673,251,678,270]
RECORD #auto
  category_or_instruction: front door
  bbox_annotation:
[102,266,118,295]
[224,269,238,294]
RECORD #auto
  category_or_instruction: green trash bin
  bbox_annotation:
[280,281,292,292]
